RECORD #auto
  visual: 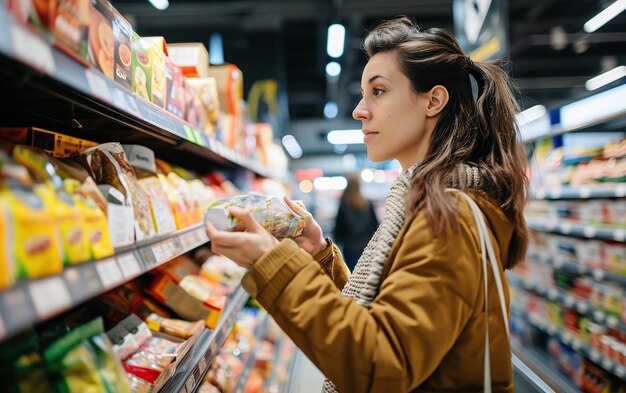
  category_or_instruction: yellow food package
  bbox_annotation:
[65,179,114,260]
[3,183,62,279]
[0,196,15,290]
[13,146,90,265]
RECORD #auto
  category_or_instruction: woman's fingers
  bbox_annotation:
[284,196,310,218]
[206,221,248,247]
[229,207,265,233]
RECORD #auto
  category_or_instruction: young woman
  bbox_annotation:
[206,17,528,392]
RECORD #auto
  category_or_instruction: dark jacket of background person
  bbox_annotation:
[333,174,379,271]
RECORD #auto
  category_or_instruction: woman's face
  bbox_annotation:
[352,51,432,170]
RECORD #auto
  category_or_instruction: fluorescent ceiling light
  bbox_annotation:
[515,105,546,126]
[327,24,345,58]
[327,129,363,144]
[323,101,338,118]
[148,0,169,10]
[326,61,341,77]
[584,0,626,33]
[585,65,626,91]
[281,135,303,159]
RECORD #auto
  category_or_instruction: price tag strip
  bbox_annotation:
[64,264,102,302]
[95,258,125,289]
[29,277,72,320]
[117,253,143,280]
[10,25,55,75]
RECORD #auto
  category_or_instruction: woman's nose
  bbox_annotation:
[352,98,369,121]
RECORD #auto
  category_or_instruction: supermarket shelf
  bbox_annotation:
[0,223,208,342]
[511,304,626,381]
[279,345,298,393]
[264,334,286,392]
[508,274,626,332]
[527,250,626,286]
[0,7,281,179]
[160,285,250,393]
[527,217,626,243]
[511,340,578,393]
[233,312,270,393]
[533,184,626,200]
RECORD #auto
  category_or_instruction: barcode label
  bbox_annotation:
[29,277,71,319]
[117,253,142,279]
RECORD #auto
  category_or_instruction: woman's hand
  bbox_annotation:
[205,206,279,269]
[284,196,327,256]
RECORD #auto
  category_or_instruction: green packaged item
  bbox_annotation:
[0,329,53,393]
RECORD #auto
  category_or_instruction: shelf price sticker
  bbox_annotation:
[593,269,605,281]
[152,244,166,264]
[616,185,626,198]
[590,349,602,362]
[564,295,576,308]
[560,222,572,235]
[594,310,606,323]
[584,226,596,239]
[117,253,142,279]
[576,301,589,314]
[547,288,558,300]
[86,70,112,103]
[11,25,55,75]
[579,187,591,199]
[96,258,124,289]
[602,358,614,371]
[614,229,626,242]
[607,316,619,328]
[29,277,72,320]
[616,365,626,378]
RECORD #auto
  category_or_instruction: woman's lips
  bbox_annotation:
[363,130,379,142]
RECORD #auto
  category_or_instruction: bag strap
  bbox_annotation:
[446,189,509,393]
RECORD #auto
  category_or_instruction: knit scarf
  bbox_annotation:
[322,163,485,393]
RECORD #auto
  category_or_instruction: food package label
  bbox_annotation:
[88,0,115,79]
[71,192,114,259]
[106,201,135,248]
[131,32,153,102]
[51,0,90,60]
[3,185,63,279]
[0,199,16,290]
[111,6,132,89]
[165,57,185,119]
[150,45,167,108]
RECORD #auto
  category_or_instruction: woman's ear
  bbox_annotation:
[425,85,449,118]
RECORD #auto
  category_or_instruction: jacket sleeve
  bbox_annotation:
[241,211,481,393]
[313,237,349,290]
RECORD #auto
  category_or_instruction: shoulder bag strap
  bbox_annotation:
[446,189,509,393]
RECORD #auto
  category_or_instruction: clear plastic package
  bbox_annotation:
[204,194,305,239]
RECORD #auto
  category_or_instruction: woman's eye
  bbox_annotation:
[373,88,384,96]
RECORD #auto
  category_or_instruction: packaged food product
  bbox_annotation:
[50,0,90,62]
[111,5,133,89]
[168,43,210,78]
[89,0,115,78]
[205,194,305,239]
[200,255,245,290]
[185,77,220,137]
[13,146,90,264]
[131,32,153,102]
[7,0,53,30]
[150,45,167,108]
[1,152,63,279]
[145,313,203,339]
[0,329,53,393]
[79,143,156,242]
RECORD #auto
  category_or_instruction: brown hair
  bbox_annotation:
[363,17,528,268]
[342,173,369,210]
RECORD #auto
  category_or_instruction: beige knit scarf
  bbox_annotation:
[322,163,486,393]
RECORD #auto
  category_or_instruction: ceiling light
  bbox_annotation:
[584,0,626,33]
[515,105,547,126]
[323,101,338,118]
[281,135,303,159]
[327,24,345,58]
[326,62,341,78]
[560,83,626,129]
[327,129,362,144]
[585,65,626,91]
[148,0,169,10]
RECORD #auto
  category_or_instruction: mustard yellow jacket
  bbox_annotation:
[242,191,514,392]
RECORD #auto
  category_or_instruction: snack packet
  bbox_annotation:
[204,194,305,239]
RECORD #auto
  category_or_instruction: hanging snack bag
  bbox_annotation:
[204,194,305,239]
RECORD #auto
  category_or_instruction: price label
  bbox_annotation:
[594,310,606,323]
[185,374,196,392]
[551,188,562,199]
[616,185,626,198]
[579,187,591,198]
[614,229,626,242]
[606,316,619,328]
[561,222,572,235]
[548,288,558,300]
[562,332,573,344]
[564,295,576,307]
[96,258,124,289]
[208,138,217,151]
[553,257,564,269]
[603,358,614,370]
[180,232,197,250]
[546,218,558,231]
[117,253,142,279]
[29,277,72,319]
[11,25,55,74]
[547,325,556,335]
[152,244,166,263]
[584,226,597,238]
[86,70,112,103]
[572,340,582,351]
[615,365,626,378]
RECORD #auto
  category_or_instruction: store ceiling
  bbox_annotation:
[113,0,626,162]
